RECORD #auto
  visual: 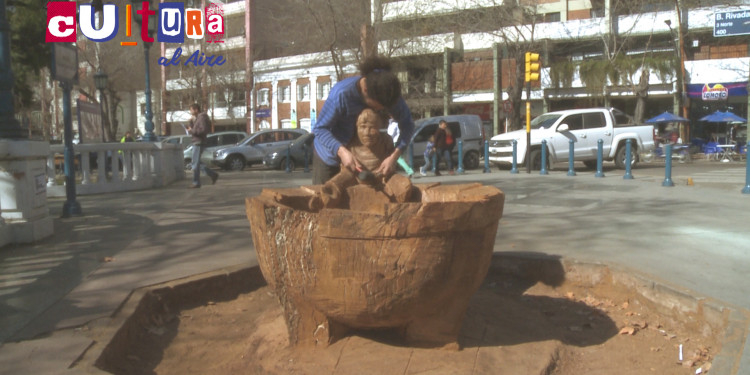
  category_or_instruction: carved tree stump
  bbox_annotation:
[246,182,505,349]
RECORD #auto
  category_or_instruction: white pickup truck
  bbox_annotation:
[488,108,655,169]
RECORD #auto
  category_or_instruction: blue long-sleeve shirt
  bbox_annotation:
[313,76,414,166]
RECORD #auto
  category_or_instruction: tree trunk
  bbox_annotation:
[107,89,120,141]
[508,55,525,131]
[633,69,649,124]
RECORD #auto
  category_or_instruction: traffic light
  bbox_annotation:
[525,52,540,82]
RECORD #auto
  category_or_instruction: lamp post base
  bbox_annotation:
[62,200,83,218]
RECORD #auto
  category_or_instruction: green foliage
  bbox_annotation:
[8,0,49,109]
[548,60,576,89]
[548,53,676,94]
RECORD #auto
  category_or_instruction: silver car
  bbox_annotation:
[162,135,193,150]
[184,131,247,170]
[210,129,309,171]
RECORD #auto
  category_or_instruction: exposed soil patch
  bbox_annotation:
[98,264,722,375]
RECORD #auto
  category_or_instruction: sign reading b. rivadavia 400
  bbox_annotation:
[714,9,750,37]
[46,1,227,67]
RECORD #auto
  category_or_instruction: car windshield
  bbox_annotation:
[239,135,254,145]
[291,134,312,147]
[531,114,562,129]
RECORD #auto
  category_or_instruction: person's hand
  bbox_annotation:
[373,152,399,177]
[337,146,363,173]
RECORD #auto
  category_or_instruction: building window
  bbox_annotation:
[435,68,444,93]
[298,83,310,102]
[231,88,246,106]
[279,85,291,103]
[257,88,269,106]
[317,81,330,100]
[545,12,561,22]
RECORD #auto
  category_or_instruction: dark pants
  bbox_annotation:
[312,148,339,185]
[436,148,453,171]
[192,143,218,186]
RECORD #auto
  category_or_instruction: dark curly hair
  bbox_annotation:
[359,56,402,109]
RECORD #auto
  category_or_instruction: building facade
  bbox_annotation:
[154,0,750,143]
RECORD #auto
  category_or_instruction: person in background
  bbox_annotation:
[312,55,415,184]
[120,131,134,143]
[186,103,219,188]
[387,118,415,177]
[420,135,435,176]
[433,120,454,176]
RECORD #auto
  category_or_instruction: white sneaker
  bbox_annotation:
[419,168,427,176]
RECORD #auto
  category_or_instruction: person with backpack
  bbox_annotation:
[433,120,454,176]
[187,103,219,188]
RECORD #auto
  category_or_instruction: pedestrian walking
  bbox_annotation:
[187,103,219,188]
[434,120,454,176]
[420,135,436,176]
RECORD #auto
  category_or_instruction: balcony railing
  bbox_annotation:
[47,142,184,197]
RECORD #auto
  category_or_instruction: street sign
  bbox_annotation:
[256,108,271,118]
[51,43,78,84]
[76,100,103,143]
[714,9,750,37]
[503,100,512,113]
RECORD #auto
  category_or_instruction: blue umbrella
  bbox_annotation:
[644,111,690,124]
[699,110,746,123]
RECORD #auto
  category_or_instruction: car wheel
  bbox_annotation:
[463,151,480,170]
[227,155,245,171]
[280,157,295,171]
[184,159,192,170]
[529,149,548,171]
[614,145,638,169]
[582,160,598,169]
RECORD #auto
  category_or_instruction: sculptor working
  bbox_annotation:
[312,55,415,184]
[310,108,395,210]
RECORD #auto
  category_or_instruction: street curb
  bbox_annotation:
[75,263,265,374]
[490,252,750,375]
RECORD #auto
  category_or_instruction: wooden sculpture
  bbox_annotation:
[246,109,505,349]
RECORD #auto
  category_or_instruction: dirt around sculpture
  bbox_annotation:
[246,109,505,350]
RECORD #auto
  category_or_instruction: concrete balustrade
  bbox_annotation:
[46,142,184,197]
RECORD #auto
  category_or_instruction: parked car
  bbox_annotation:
[184,131,247,170]
[209,129,309,171]
[409,114,485,170]
[488,108,655,170]
[262,133,315,170]
[162,135,193,150]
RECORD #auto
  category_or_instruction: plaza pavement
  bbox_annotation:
[0,162,749,374]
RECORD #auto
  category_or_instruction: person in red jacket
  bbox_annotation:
[433,120,455,176]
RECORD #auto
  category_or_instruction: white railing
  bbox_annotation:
[47,142,184,197]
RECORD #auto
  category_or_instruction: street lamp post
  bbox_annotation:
[665,18,689,142]
[131,0,157,142]
[94,69,108,142]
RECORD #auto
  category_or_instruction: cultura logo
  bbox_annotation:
[46,1,227,67]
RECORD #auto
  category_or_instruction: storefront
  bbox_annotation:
[687,82,748,141]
